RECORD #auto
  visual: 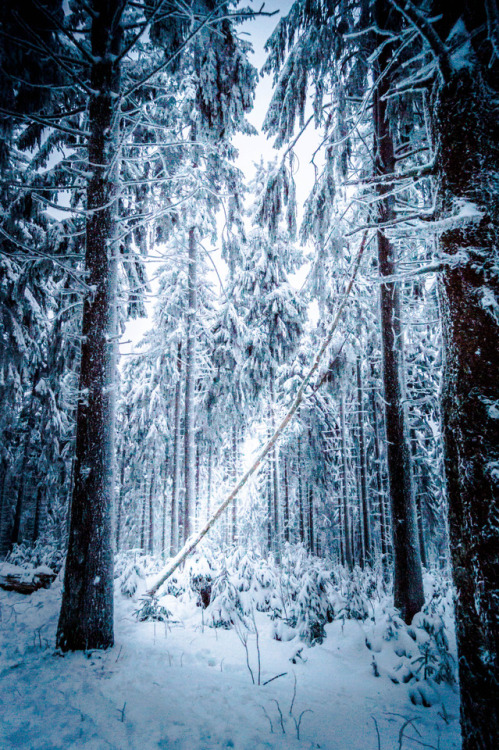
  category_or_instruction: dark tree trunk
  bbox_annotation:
[437,65,499,750]
[11,378,38,546]
[373,3,424,622]
[32,487,42,543]
[371,387,389,576]
[56,0,122,652]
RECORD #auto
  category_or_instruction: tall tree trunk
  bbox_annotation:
[0,459,9,558]
[283,457,290,543]
[161,446,169,557]
[371,387,389,576]
[266,458,272,553]
[115,441,126,553]
[140,478,147,553]
[148,465,154,555]
[297,437,305,544]
[32,486,42,543]
[269,385,281,562]
[11,376,38,546]
[183,227,197,543]
[437,64,499,749]
[308,485,314,555]
[339,390,353,569]
[170,342,182,556]
[231,425,237,543]
[356,358,372,565]
[206,441,212,521]
[373,3,424,622]
[57,0,123,652]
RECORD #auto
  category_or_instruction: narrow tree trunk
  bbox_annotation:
[161,447,169,557]
[266,460,272,553]
[308,485,314,555]
[231,425,237,543]
[269,386,281,562]
[170,342,182,556]
[148,467,154,555]
[339,390,353,569]
[11,377,38,546]
[116,441,126,553]
[371,387,389,575]
[356,358,372,565]
[206,441,212,521]
[140,479,147,553]
[57,0,122,651]
[32,486,42,543]
[0,460,9,558]
[297,437,305,544]
[183,227,197,543]
[373,5,424,622]
[283,457,290,543]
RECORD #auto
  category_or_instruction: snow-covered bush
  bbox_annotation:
[204,565,246,628]
[135,597,172,622]
[115,551,164,599]
[6,541,64,573]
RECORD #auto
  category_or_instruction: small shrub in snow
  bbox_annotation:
[6,541,64,573]
[135,597,172,622]
[120,562,145,598]
[205,566,245,628]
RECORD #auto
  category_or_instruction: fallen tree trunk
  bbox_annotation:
[146,232,370,597]
[0,564,57,594]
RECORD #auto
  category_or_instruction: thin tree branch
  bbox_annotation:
[387,0,451,80]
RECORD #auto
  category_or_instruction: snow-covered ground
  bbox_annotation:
[0,566,461,750]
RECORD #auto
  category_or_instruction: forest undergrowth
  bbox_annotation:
[113,543,458,708]
[1,541,460,748]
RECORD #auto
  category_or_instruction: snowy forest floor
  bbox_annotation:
[0,552,462,750]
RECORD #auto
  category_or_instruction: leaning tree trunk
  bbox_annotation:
[373,5,424,623]
[56,0,122,652]
[437,66,499,750]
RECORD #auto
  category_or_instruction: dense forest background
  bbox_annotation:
[0,1,497,747]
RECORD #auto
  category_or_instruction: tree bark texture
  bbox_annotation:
[170,342,182,556]
[373,3,424,622]
[183,227,197,543]
[437,66,499,749]
[356,359,371,565]
[56,0,123,652]
[339,390,353,569]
